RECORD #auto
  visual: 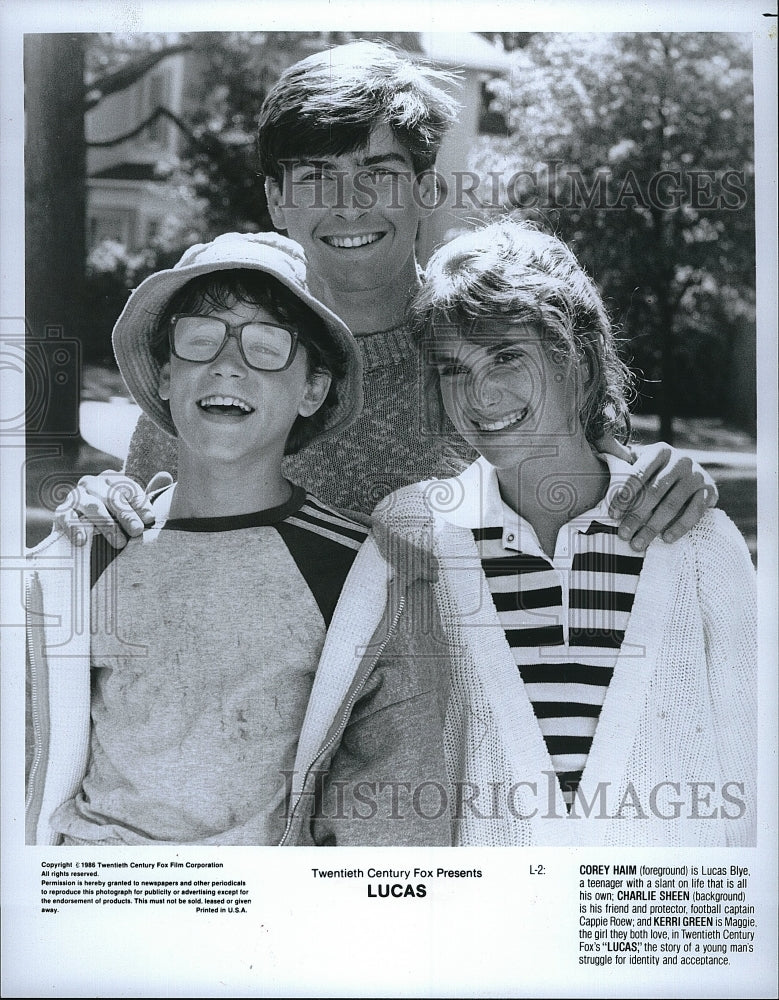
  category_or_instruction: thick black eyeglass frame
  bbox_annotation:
[168,314,300,372]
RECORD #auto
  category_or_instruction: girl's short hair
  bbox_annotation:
[410,218,634,445]
[150,269,349,455]
[257,41,460,182]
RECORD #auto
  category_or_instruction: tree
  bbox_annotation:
[25,34,87,442]
[27,30,439,384]
[25,33,196,437]
[176,31,431,234]
[471,32,755,439]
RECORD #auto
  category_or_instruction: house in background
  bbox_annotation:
[414,32,511,261]
[83,32,510,260]
[85,50,190,252]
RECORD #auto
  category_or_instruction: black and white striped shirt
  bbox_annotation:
[474,483,645,811]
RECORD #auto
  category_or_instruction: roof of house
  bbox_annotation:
[418,32,511,73]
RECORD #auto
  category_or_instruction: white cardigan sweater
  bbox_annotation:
[374,460,757,847]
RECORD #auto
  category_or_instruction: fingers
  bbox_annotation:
[52,471,153,549]
[608,445,714,550]
[619,480,699,551]
[53,483,127,549]
[699,471,719,509]
[105,473,157,528]
[608,443,672,519]
[612,491,669,552]
[53,488,90,547]
[608,448,673,549]
[661,488,711,544]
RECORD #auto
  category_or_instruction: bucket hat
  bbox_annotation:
[112,231,363,442]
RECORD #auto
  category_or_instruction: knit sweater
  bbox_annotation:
[123,323,474,514]
[373,461,757,847]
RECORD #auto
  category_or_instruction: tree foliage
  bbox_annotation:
[471,32,755,434]
[77,32,756,433]
[80,32,439,360]
[174,31,433,234]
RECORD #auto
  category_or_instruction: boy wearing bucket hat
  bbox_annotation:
[61,40,717,553]
[25,231,451,847]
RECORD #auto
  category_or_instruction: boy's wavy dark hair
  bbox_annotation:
[149,269,348,455]
[409,218,635,446]
[257,40,461,182]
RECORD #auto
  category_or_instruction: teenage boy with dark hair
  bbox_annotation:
[26,232,450,847]
[59,40,717,550]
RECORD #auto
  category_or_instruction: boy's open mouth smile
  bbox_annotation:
[473,406,530,432]
[197,394,256,415]
[321,232,385,249]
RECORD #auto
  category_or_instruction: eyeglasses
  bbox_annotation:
[169,315,299,371]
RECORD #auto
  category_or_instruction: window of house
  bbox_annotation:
[478,75,511,136]
[88,209,136,251]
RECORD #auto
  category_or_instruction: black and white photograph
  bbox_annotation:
[2,1,776,996]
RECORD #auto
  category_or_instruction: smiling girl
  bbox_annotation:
[374,218,756,846]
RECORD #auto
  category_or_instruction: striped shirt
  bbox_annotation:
[473,477,645,812]
[59,486,370,846]
[91,486,368,626]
